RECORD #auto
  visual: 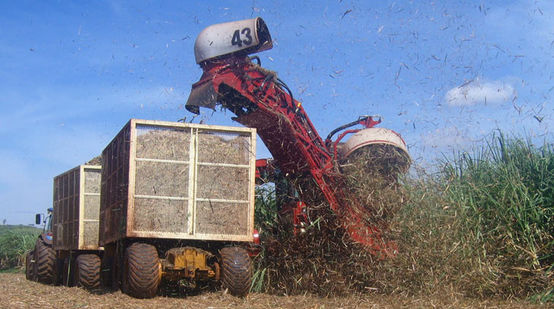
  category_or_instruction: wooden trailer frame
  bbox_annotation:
[52,164,102,251]
[100,119,256,245]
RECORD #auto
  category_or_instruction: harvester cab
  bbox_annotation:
[186,17,410,256]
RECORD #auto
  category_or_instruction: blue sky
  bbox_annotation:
[1,1,552,225]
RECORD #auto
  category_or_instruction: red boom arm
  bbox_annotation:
[189,56,395,256]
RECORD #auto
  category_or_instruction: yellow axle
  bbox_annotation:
[161,247,219,281]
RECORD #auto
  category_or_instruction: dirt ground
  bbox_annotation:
[1,274,548,309]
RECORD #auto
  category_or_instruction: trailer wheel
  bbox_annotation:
[74,254,101,289]
[25,251,35,281]
[220,247,252,297]
[123,243,161,298]
[35,239,56,284]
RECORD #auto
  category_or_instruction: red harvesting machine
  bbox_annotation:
[186,18,410,256]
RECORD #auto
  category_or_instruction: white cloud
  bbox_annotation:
[445,79,516,107]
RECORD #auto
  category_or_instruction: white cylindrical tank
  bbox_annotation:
[339,127,410,174]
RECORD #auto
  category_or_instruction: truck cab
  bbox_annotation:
[35,208,53,245]
[25,207,56,283]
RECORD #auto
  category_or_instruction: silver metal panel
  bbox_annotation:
[194,17,272,63]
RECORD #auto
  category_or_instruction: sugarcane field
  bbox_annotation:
[1,2,552,308]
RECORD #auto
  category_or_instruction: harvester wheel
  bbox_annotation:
[75,254,101,289]
[35,239,56,284]
[25,251,35,280]
[220,247,252,297]
[123,243,161,298]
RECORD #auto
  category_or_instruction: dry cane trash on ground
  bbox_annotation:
[0,273,546,308]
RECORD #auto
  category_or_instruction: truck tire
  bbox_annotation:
[75,254,101,289]
[35,239,56,284]
[220,247,252,297]
[25,251,35,281]
[123,243,160,298]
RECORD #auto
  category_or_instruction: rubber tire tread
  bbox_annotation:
[25,251,34,280]
[35,239,56,284]
[220,247,252,297]
[75,254,101,289]
[125,243,160,298]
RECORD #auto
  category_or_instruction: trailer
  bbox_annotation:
[26,163,103,289]
[53,164,103,288]
[99,119,257,298]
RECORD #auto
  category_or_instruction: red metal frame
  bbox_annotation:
[255,158,273,183]
[291,201,308,234]
[255,159,308,236]
[191,57,395,256]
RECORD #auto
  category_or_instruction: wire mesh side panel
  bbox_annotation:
[194,130,253,238]
[52,167,80,250]
[132,124,191,235]
[82,167,101,249]
[100,123,131,245]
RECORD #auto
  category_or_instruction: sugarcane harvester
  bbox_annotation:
[186,18,410,256]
